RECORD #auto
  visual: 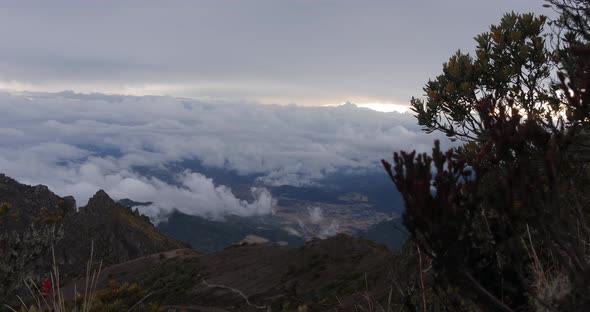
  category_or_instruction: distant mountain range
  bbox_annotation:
[133,158,405,213]
[123,160,408,252]
[119,195,407,253]
[156,210,305,252]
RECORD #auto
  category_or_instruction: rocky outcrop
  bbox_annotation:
[0,175,184,299]
[53,189,186,276]
[0,174,76,231]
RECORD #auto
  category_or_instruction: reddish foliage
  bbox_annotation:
[40,279,51,297]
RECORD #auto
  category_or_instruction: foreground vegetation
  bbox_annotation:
[383,0,590,311]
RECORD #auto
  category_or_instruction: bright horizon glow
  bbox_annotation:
[0,84,414,113]
[353,102,411,114]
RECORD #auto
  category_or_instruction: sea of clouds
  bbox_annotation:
[0,91,446,221]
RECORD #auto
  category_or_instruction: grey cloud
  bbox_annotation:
[298,206,340,239]
[319,221,340,239]
[0,91,447,220]
[0,1,550,104]
[308,206,323,225]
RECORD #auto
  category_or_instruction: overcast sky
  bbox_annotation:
[0,1,551,221]
[0,1,549,107]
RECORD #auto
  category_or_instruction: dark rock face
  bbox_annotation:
[0,174,76,231]
[0,174,184,298]
[53,189,185,276]
[80,189,114,214]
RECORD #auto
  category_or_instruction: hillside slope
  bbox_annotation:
[61,234,402,311]
[0,174,184,299]
[53,190,186,275]
[156,210,304,252]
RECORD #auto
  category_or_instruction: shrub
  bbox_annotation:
[383,2,590,311]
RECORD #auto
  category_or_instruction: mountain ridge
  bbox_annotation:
[0,174,185,299]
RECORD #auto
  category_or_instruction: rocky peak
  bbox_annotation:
[33,184,50,195]
[0,175,185,299]
[0,174,23,193]
[0,174,75,230]
[89,189,115,205]
[0,173,12,182]
[81,189,118,214]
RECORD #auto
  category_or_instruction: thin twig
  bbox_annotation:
[202,278,267,309]
[85,259,102,312]
[16,295,27,311]
[74,283,78,308]
[27,277,51,311]
[127,292,153,311]
[463,272,515,312]
[51,245,65,312]
[83,241,93,312]
[416,244,427,312]
[387,286,393,312]
[23,278,42,310]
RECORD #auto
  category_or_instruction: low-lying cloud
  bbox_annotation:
[0,91,447,220]
[308,206,323,224]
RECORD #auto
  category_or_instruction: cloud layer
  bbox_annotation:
[0,1,549,104]
[0,91,446,220]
